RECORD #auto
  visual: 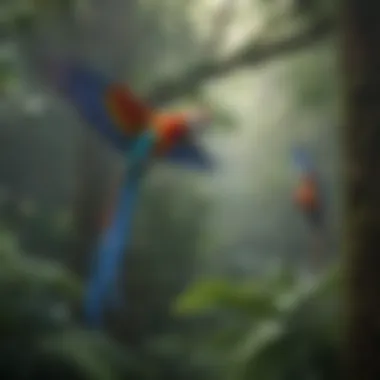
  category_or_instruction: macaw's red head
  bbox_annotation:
[153,109,211,154]
[294,175,320,212]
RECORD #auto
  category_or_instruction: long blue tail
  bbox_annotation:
[84,131,156,327]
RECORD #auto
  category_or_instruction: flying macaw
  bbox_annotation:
[47,59,213,327]
[292,146,326,270]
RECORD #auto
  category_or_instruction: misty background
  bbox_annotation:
[0,1,341,379]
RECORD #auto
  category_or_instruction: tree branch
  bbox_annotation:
[203,0,236,56]
[146,17,335,106]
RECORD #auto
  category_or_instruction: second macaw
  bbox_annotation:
[292,146,326,270]
[47,59,213,327]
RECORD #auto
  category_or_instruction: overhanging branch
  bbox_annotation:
[146,17,335,106]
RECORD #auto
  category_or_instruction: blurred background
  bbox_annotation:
[0,0,344,379]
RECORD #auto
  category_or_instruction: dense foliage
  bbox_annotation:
[0,200,340,379]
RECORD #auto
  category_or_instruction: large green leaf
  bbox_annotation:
[173,278,278,319]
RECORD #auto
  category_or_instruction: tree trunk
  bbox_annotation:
[343,2,380,379]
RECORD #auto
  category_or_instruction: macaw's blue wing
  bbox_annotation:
[165,139,214,171]
[49,62,129,150]
[84,131,156,328]
[47,60,152,151]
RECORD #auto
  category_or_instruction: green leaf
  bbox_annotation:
[173,278,278,319]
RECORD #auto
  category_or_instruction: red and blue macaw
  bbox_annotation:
[292,146,325,269]
[47,60,213,327]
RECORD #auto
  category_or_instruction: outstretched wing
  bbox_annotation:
[165,139,214,170]
[48,60,152,150]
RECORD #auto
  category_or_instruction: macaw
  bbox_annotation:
[292,146,325,269]
[47,59,213,327]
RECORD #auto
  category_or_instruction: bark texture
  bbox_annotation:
[343,2,380,379]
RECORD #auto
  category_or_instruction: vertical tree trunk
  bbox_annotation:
[343,2,380,379]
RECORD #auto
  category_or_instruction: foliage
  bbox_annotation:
[0,224,143,380]
[174,267,341,380]
[0,199,342,380]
